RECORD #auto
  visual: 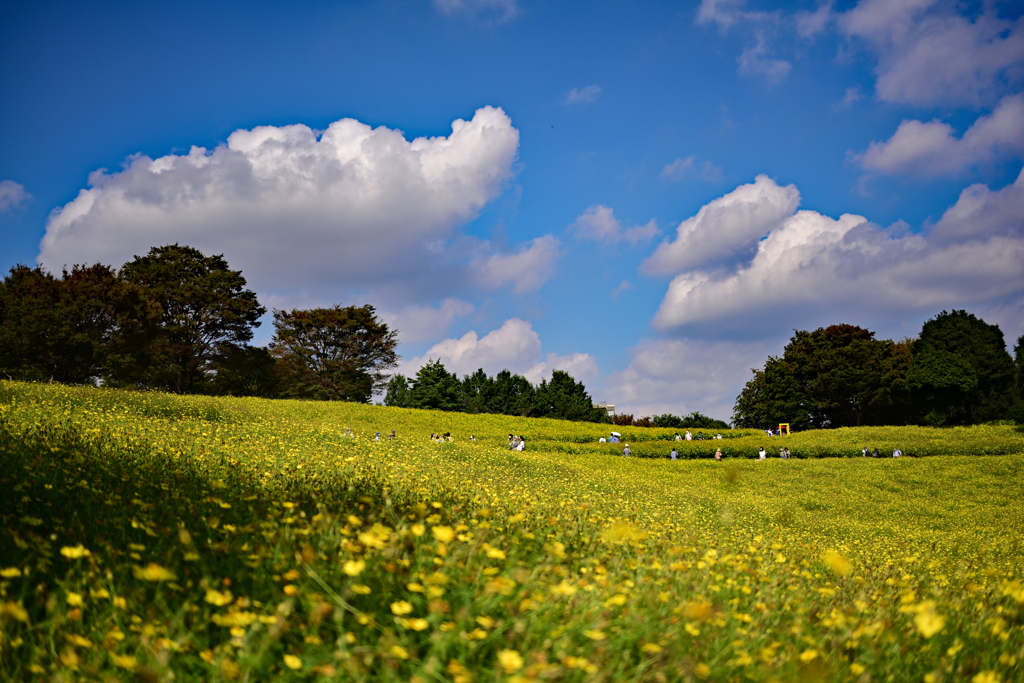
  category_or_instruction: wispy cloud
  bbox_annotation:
[569,205,658,247]
[661,156,724,183]
[563,85,602,105]
[0,180,31,213]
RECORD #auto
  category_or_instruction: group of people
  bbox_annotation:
[430,432,453,442]
[374,430,397,442]
[757,446,791,459]
[862,447,902,457]
[665,446,725,460]
[508,434,527,451]
[674,431,724,441]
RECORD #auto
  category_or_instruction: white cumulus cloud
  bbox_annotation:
[839,0,1024,107]
[856,94,1024,175]
[569,205,658,247]
[643,174,800,275]
[648,171,1024,336]
[380,298,475,344]
[470,234,561,294]
[400,317,598,383]
[39,107,521,301]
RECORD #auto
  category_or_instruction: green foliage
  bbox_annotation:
[909,310,1015,424]
[0,264,123,384]
[652,411,730,430]
[384,373,411,408]
[488,369,535,417]
[113,244,266,394]
[271,305,398,403]
[533,370,605,422]
[208,344,280,398]
[408,359,463,411]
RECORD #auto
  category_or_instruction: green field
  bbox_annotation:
[1,381,1023,682]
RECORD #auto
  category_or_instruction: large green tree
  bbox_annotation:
[384,374,412,408]
[907,310,1015,424]
[461,369,494,414]
[271,305,398,402]
[0,264,125,384]
[533,370,605,422]
[732,355,807,429]
[488,369,536,417]
[407,359,462,411]
[112,245,265,394]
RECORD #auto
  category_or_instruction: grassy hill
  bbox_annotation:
[1,381,1022,682]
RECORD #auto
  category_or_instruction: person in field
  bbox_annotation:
[893,448,902,457]
[685,430,693,441]
[670,448,678,460]
[599,435,606,443]
[758,446,766,460]
[622,444,631,456]
[715,448,722,461]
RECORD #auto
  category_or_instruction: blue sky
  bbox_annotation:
[2,0,1023,419]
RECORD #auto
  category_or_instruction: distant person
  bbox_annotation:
[622,444,631,457]
[469,434,476,442]
[389,430,396,440]
[375,431,381,442]
[716,433,723,440]
[609,434,619,443]
[758,446,766,460]
[715,448,722,461]
[872,448,879,458]
[670,448,678,460]
[675,433,682,441]
[780,447,785,459]
[893,448,902,458]
[517,437,525,451]
[784,447,791,459]
[685,430,693,441]
[599,435,607,443]
[861,446,869,457]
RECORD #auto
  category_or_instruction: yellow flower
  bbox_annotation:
[390,645,409,659]
[914,610,946,638]
[684,623,701,636]
[113,597,127,609]
[1,567,22,578]
[972,673,1001,683]
[60,545,91,559]
[798,650,818,663]
[283,654,302,670]
[352,584,372,594]
[111,654,137,670]
[343,560,365,576]
[407,618,430,631]
[283,584,298,596]
[407,582,425,592]
[695,663,711,679]
[132,563,176,581]
[498,649,524,673]
[476,615,496,629]
[66,592,84,607]
[411,523,425,536]
[583,629,606,640]
[432,526,455,543]
[823,549,852,577]
[205,589,233,606]
[486,547,506,560]
[391,600,414,615]
[850,663,866,675]
[641,643,662,653]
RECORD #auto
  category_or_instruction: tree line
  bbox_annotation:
[0,244,609,423]
[383,360,608,423]
[733,312,1024,429]
[0,244,400,401]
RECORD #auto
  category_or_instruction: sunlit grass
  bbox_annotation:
[1,381,1022,682]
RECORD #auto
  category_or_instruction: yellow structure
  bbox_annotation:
[779,423,790,436]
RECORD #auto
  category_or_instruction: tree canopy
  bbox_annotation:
[271,305,399,403]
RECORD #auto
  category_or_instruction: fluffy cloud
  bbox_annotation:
[569,206,658,247]
[39,107,521,300]
[737,34,792,83]
[400,317,598,383]
[0,180,30,212]
[649,171,1024,336]
[661,156,724,183]
[643,174,800,275]
[470,235,561,294]
[603,338,770,420]
[380,298,475,344]
[839,0,1024,106]
[563,86,602,105]
[857,94,1024,175]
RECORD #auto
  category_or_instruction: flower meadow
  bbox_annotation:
[1,382,1023,682]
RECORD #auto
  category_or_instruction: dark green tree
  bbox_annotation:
[461,369,494,414]
[407,359,462,411]
[1015,334,1024,401]
[533,370,605,422]
[488,369,536,417]
[732,356,807,429]
[0,264,124,384]
[384,374,411,408]
[271,305,399,403]
[114,245,265,394]
[207,345,279,398]
[907,310,1015,424]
